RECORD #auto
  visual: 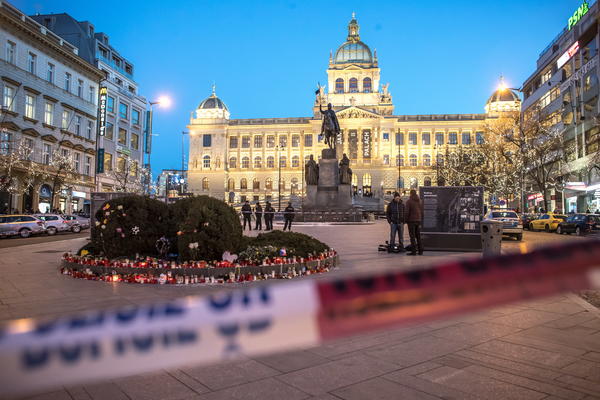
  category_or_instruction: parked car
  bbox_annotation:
[483,210,523,241]
[63,214,91,232]
[557,214,600,236]
[521,213,539,230]
[0,215,46,238]
[529,213,567,232]
[33,214,70,235]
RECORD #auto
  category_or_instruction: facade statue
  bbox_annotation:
[339,153,352,184]
[319,102,340,150]
[305,154,319,185]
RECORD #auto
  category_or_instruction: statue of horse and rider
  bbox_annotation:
[319,102,340,150]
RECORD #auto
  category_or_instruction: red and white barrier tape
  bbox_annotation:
[1,240,599,396]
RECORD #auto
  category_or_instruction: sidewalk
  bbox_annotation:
[1,223,599,399]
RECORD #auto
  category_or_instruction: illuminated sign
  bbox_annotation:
[96,148,105,174]
[557,41,579,69]
[362,129,371,159]
[568,1,589,30]
[97,87,107,137]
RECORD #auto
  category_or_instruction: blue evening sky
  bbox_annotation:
[14,0,586,176]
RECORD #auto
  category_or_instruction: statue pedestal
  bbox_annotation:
[304,149,354,212]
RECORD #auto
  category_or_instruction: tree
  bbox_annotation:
[0,136,31,196]
[106,154,147,194]
[436,145,486,187]
[48,147,79,210]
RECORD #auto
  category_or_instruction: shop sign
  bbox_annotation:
[39,185,52,198]
[568,1,589,30]
[566,181,586,190]
[527,193,543,201]
[97,87,108,137]
[560,56,597,92]
[557,41,580,69]
[72,190,87,198]
[117,145,131,156]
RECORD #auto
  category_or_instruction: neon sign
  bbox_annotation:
[557,41,579,69]
[568,1,589,30]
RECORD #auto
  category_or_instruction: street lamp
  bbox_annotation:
[145,96,171,193]
[276,144,282,211]
[181,131,189,195]
[397,130,402,193]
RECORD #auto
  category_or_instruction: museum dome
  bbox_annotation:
[333,13,373,64]
[198,86,228,111]
[486,88,520,104]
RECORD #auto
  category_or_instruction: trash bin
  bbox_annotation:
[368,212,375,222]
[480,221,503,256]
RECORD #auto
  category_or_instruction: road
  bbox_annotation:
[0,230,89,249]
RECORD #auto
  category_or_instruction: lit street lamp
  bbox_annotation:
[145,96,171,193]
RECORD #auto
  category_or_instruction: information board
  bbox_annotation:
[420,186,484,233]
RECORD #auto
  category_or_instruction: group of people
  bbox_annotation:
[240,201,295,231]
[385,189,424,256]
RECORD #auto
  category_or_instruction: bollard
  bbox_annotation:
[481,221,503,256]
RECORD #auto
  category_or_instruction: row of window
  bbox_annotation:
[106,95,141,124]
[5,40,96,103]
[226,177,300,191]
[334,77,372,93]
[104,122,139,150]
[228,134,313,149]
[226,155,304,169]
[2,85,94,139]
[39,143,93,175]
[394,132,484,146]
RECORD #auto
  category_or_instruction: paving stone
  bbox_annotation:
[256,349,330,373]
[196,378,310,400]
[520,326,600,352]
[524,300,588,315]
[21,390,74,400]
[167,370,211,394]
[556,375,600,397]
[395,362,443,376]
[543,312,599,329]
[487,310,565,329]
[114,371,199,399]
[365,335,469,367]
[382,371,480,400]
[278,354,398,396]
[462,364,586,399]
[430,321,521,344]
[64,386,93,400]
[561,359,600,381]
[331,377,439,400]
[417,365,546,400]
[471,340,579,368]
[582,351,600,362]
[182,359,279,391]
[82,382,130,400]
[499,333,588,357]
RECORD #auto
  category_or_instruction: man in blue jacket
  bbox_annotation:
[386,192,405,252]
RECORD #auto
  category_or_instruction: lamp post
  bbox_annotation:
[276,144,282,211]
[397,130,402,193]
[144,96,171,194]
[181,131,189,195]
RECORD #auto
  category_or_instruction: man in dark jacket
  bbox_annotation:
[254,202,263,230]
[386,192,405,252]
[405,189,423,255]
[264,202,275,230]
[283,202,295,231]
[241,200,252,231]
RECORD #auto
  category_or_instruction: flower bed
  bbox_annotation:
[60,250,338,285]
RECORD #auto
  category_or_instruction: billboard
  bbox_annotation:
[420,186,484,233]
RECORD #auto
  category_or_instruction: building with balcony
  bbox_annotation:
[521,0,600,213]
[187,15,520,205]
[31,12,147,193]
[0,1,104,213]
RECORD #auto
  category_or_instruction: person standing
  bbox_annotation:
[283,202,295,231]
[254,202,263,230]
[241,200,252,231]
[264,201,275,230]
[385,192,405,252]
[405,189,423,256]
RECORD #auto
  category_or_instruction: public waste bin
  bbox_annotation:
[368,213,375,222]
[480,221,503,256]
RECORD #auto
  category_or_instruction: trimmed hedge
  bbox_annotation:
[91,195,171,258]
[170,196,243,261]
[246,231,329,258]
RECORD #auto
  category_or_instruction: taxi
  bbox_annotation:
[528,213,567,232]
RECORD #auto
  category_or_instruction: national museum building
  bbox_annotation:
[187,15,520,204]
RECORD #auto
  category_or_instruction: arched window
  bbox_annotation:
[362,173,372,187]
[240,178,247,190]
[203,155,211,169]
[279,155,287,168]
[398,176,405,188]
[227,178,235,191]
[266,177,273,190]
[423,154,431,167]
[424,177,432,186]
[253,178,260,190]
[410,177,418,189]
[241,156,249,168]
[291,177,299,195]
[229,157,237,168]
[351,174,357,187]
[396,154,404,167]
[349,77,358,93]
[409,154,418,167]
[267,156,274,168]
[335,78,344,93]
[202,177,209,190]
[291,155,299,168]
[254,156,262,168]
[363,77,372,93]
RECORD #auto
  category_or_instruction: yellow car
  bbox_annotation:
[529,213,567,232]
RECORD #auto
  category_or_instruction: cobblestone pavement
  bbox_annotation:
[2,222,600,399]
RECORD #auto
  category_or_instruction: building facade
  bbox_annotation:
[187,15,519,205]
[0,1,103,213]
[30,13,147,193]
[522,1,600,213]
[156,169,187,203]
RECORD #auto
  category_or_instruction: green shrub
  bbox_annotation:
[170,196,243,261]
[91,195,171,258]
[238,245,280,263]
[247,231,329,258]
